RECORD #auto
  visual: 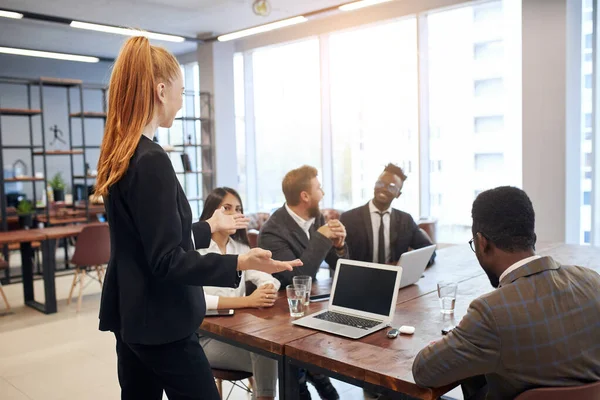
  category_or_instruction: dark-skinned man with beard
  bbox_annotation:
[341,163,435,267]
[412,186,600,400]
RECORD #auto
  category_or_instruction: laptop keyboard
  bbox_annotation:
[314,311,381,330]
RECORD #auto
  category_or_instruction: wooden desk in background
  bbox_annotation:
[0,223,108,314]
[0,230,49,313]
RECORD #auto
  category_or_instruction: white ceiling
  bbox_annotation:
[0,0,346,59]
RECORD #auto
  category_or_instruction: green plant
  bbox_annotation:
[49,173,66,190]
[16,199,33,215]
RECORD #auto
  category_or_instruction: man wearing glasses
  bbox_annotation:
[340,163,435,266]
[412,186,600,400]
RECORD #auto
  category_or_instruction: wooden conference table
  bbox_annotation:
[198,243,600,399]
[0,223,107,314]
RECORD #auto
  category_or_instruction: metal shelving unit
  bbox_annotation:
[0,76,100,283]
[162,91,214,218]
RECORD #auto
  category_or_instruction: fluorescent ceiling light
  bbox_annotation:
[339,0,393,11]
[70,21,185,43]
[0,10,23,19]
[0,46,99,63]
[217,16,308,42]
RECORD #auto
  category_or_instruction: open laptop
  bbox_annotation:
[292,259,402,339]
[397,244,437,289]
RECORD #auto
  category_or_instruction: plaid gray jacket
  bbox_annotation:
[412,256,600,399]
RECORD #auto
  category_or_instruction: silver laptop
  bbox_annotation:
[397,244,437,289]
[292,259,402,339]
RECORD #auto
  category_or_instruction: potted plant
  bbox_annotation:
[16,199,34,229]
[49,173,66,202]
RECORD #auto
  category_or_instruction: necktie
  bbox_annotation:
[377,211,388,264]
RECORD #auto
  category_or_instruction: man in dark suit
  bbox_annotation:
[259,165,349,288]
[340,163,434,266]
[259,165,348,400]
[412,187,600,400]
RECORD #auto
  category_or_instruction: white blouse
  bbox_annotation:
[198,239,280,310]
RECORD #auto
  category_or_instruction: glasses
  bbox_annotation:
[468,238,476,252]
[375,180,402,196]
[469,232,491,252]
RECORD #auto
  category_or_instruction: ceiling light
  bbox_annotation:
[0,46,99,63]
[70,21,185,43]
[0,10,23,19]
[339,0,393,11]
[217,16,308,42]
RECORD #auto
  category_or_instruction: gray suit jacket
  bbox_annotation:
[258,205,348,288]
[412,257,600,400]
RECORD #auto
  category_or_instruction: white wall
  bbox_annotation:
[521,0,569,242]
[197,41,238,189]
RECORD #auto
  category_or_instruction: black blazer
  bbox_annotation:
[99,136,240,345]
[340,202,435,265]
[258,205,348,288]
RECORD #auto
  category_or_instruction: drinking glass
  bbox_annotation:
[293,276,312,306]
[437,281,458,314]
[286,284,307,317]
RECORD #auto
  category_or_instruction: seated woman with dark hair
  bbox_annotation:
[197,187,280,400]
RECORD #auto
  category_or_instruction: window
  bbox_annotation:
[474,153,504,171]
[586,171,593,180]
[474,78,504,98]
[585,74,593,89]
[234,0,520,244]
[584,191,592,205]
[586,33,593,49]
[473,41,503,63]
[474,116,504,134]
[586,112,592,129]
[584,231,591,244]
[427,1,519,243]
[252,39,321,211]
[154,63,203,216]
[329,18,419,216]
[430,160,443,172]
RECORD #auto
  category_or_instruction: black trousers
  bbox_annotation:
[115,332,220,400]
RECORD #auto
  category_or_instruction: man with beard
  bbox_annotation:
[340,163,434,266]
[259,165,348,288]
[412,186,600,400]
[259,165,347,400]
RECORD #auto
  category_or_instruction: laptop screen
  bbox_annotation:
[331,263,398,317]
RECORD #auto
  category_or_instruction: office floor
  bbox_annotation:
[0,270,462,400]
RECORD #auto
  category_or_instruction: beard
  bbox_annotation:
[483,267,500,288]
[308,203,321,219]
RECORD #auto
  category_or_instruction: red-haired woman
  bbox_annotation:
[95,36,300,400]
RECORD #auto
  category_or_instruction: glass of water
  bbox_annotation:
[293,276,312,306]
[286,284,307,318]
[437,281,458,314]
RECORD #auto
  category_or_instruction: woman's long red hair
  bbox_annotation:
[95,36,180,197]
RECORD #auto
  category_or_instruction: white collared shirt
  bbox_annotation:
[369,200,392,263]
[285,203,315,240]
[198,239,280,310]
[499,255,542,282]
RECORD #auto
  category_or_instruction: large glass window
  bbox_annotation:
[252,39,322,212]
[329,19,419,217]
[234,0,522,244]
[426,0,520,243]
